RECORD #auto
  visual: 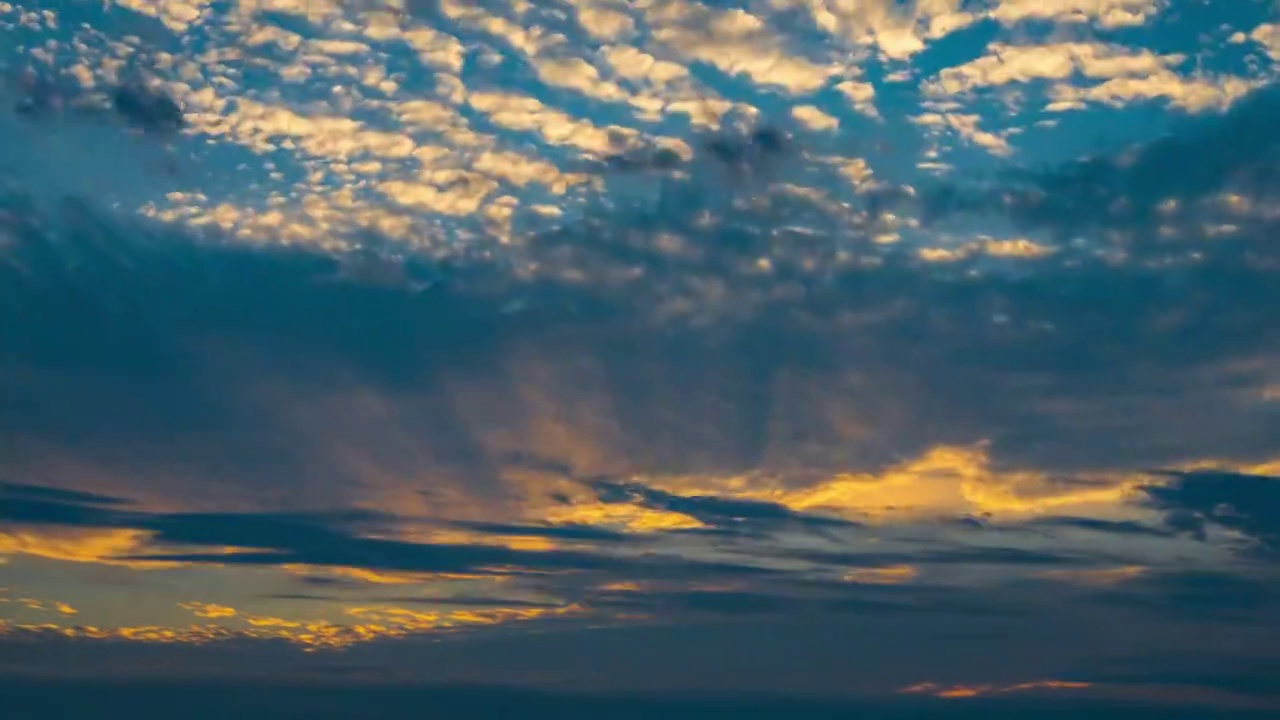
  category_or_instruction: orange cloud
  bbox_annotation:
[1035,565,1148,587]
[899,679,1091,698]
[0,526,267,570]
[553,443,1157,531]
[0,597,587,652]
[598,581,644,592]
[418,529,559,553]
[775,444,1149,521]
[540,500,705,532]
[343,602,582,634]
[0,527,170,568]
[843,564,918,585]
[281,564,428,585]
[243,615,304,629]
[178,602,238,619]
[279,563,506,585]
[0,594,77,615]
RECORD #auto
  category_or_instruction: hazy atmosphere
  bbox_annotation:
[2,0,1279,717]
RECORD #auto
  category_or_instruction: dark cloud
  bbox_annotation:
[298,575,362,588]
[4,572,1279,706]
[142,510,397,549]
[583,580,1010,619]
[1023,516,1174,538]
[0,481,131,506]
[925,82,1280,259]
[588,588,797,616]
[585,479,858,535]
[0,480,772,581]
[443,520,637,543]
[0,489,124,526]
[110,82,185,137]
[785,546,1096,569]
[1143,470,1280,556]
[1087,570,1275,622]
[122,536,761,580]
[0,481,1106,626]
[1078,668,1280,701]
[2,680,1277,720]
[4,151,1280,496]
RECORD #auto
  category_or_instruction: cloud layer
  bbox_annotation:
[1,0,1279,705]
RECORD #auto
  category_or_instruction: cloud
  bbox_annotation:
[932,81,1280,255]
[442,519,638,542]
[179,601,237,619]
[1025,516,1173,537]
[274,594,570,610]
[3,0,1280,701]
[0,481,776,582]
[1034,565,1149,587]
[0,474,1206,652]
[2,170,1276,588]
[1078,665,1280,701]
[1143,469,1280,556]
[987,0,1166,29]
[898,678,1091,699]
[3,679,1279,719]
[786,545,1096,570]
[0,482,131,507]
[1088,570,1275,621]
[584,478,858,535]
[0,487,129,527]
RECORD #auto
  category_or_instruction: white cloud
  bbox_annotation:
[792,105,839,131]
[988,0,1165,29]
[1,0,1264,267]
[925,42,1179,97]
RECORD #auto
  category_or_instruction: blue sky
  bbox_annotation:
[2,0,1280,716]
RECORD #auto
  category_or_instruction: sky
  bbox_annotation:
[2,0,1280,717]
